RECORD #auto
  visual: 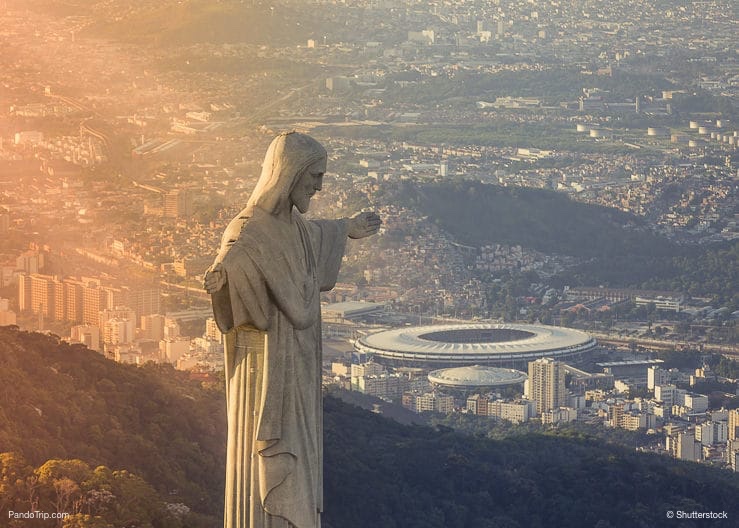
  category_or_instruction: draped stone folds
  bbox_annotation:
[209,132,347,528]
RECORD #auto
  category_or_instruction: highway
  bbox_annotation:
[590,331,738,358]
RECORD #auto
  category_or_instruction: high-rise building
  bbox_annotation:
[141,314,166,341]
[18,274,125,326]
[18,274,31,311]
[79,279,122,326]
[0,266,14,288]
[609,403,625,427]
[124,287,161,321]
[114,344,142,365]
[654,384,678,408]
[64,280,83,322]
[619,412,649,431]
[16,251,44,274]
[82,281,105,325]
[466,395,531,423]
[696,423,713,446]
[100,307,136,346]
[467,394,489,416]
[52,277,65,322]
[489,400,531,424]
[730,448,739,473]
[354,374,406,401]
[541,407,578,424]
[351,361,386,378]
[404,392,454,414]
[696,422,727,446]
[528,358,566,414]
[18,273,57,319]
[684,393,709,412]
[103,318,135,346]
[676,431,703,462]
[647,366,669,390]
[608,401,652,430]
[205,317,223,344]
[729,409,739,441]
[163,189,192,218]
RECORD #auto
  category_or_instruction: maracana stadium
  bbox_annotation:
[354,323,597,368]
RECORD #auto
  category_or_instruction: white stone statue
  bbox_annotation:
[204,132,381,528]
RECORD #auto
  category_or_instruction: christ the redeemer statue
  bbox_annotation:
[204,131,381,528]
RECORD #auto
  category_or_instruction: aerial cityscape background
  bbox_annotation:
[0,0,737,526]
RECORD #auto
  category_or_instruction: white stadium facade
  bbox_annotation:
[354,323,597,368]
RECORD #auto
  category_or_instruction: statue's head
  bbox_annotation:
[248,132,327,215]
[289,156,326,214]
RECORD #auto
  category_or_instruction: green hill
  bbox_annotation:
[397,180,675,259]
[0,326,225,524]
[2,326,738,527]
[396,181,738,304]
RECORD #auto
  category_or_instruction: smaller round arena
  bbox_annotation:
[428,365,527,390]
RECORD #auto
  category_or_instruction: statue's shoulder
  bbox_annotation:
[232,209,292,253]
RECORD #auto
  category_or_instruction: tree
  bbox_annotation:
[0,452,32,514]
[36,459,92,487]
[53,478,82,519]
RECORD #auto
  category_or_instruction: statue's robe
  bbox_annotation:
[211,208,347,528]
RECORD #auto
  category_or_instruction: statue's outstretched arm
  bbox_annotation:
[347,211,382,239]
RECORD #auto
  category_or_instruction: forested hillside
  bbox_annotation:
[399,181,674,258]
[0,327,225,525]
[323,396,739,528]
[399,181,738,305]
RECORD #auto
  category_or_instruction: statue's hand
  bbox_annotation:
[348,211,382,239]
[204,263,227,294]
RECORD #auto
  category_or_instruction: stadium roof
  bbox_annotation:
[355,323,597,365]
[428,365,527,388]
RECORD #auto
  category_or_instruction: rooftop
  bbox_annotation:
[428,365,527,388]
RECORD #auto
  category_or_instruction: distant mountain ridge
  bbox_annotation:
[1,326,738,527]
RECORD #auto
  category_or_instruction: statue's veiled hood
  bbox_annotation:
[246,131,327,217]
